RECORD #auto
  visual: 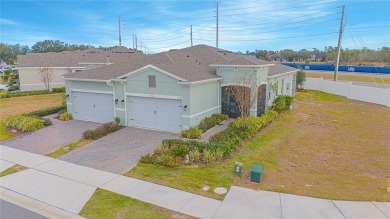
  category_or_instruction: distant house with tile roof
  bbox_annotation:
[17,48,143,91]
[63,44,297,133]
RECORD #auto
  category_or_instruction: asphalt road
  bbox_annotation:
[0,199,48,219]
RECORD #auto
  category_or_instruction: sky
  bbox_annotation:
[0,0,389,53]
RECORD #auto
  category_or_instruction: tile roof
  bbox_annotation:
[62,44,295,82]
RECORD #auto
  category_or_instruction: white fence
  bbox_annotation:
[303,78,390,107]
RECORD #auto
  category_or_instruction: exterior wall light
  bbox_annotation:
[115,99,118,104]
[183,105,188,111]
[66,94,69,98]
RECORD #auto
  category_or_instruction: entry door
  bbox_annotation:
[128,96,182,132]
[72,92,114,123]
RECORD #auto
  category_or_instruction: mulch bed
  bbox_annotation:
[5,127,29,137]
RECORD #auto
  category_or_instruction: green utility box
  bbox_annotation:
[251,164,263,183]
[233,161,243,175]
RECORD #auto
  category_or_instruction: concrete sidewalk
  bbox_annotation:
[1,145,389,219]
[0,145,221,219]
[214,186,390,219]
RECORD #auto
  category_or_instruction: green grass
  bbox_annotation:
[79,189,193,219]
[0,165,27,177]
[0,93,63,141]
[0,120,15,141]
[126,90,390,202]
[47,139,94,158]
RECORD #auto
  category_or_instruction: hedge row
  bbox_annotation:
[83,122,121,140]
[0,90,49,99]
[52,87,65,93]
[25,106,66,117]
[179,114,228,139]
[141,110,279,167]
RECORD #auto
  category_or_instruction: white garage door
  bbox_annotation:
[128,96,182,133]
[72,92,114,123]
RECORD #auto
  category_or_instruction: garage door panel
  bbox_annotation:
[73,92,114,123]
[128,96,182,133]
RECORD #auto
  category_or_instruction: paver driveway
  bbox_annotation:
[59,127,177,174]
[0,115,100,155]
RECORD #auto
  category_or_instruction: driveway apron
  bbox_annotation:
[59,127,177,174]
[0,115,100,155]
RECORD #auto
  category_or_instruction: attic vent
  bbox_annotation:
[224,52,226,55]
[196,59,197,62]
[187,55,190,57]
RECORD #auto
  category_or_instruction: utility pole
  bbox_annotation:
[216,1,219,49]
[118,17,122,48]
[190,25,193,47]
[132,34,135,50]
[135,35,138,51]
[334,5,345,81]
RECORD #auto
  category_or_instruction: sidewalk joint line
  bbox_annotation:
[331,200,347,219]
[370,202,390,219]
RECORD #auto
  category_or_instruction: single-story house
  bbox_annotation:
[63,44,298,133]
[16,48,143,91]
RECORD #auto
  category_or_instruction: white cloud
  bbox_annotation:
[0,18,17,26]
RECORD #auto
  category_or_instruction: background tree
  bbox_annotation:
[31,40,66,53]
[296,68,306,88]
[35,67,53,92]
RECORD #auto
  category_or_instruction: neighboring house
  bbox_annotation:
[16,48,143,91]
[63,44,297,133]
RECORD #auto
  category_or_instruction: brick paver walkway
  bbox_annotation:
[59,127,177,174]
[198,119,234,142]
[0,115,100,155]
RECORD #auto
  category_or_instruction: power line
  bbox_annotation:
[218,0,339,17]
[139,33,189,42]
[145,40,191,50]
[194,31,338,42]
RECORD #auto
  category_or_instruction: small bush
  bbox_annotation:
[211,113,228,121]
[58,109,67,115]
[179,127,202,139]
[162,139,187,148]
[0,91,9,98]
[82,122,121,140]
[59,112,73,121]
[82,130,99,140]
[5,115,45,131]
[52,87,65,93]
[171,145,189,158]
[214,148,224,161]
[189,149,201,162]
[273,95,293,113]
[202,149,216,163]
[25,106,66,117]
[140,154,156,164]
[41,118,52,126]
[198,116,219,132]
[114,116,121,124]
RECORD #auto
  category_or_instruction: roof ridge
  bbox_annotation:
[204,45,229,61]
[164,52,176,64]
[241,56,258,65]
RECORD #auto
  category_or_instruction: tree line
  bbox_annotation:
[1,40,389,66]
[243,47,390,66]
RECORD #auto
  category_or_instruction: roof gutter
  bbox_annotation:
[63,78,109,82]
[178,77,222,86]
[267,70,299,78]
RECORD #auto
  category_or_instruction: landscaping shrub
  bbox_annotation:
[0,90,49,99]
[140,154,157,164]
[155,154,181,167]
[202,149,216,163]
[171,145,189,158]
[114,116,121,124]
[0,91,9,98]
[273,95,293,113]
[58,109,67,115]
[214,148,224,161]
[179,127,202,139]
[162,139,187,148]
[82,122,120,140]
[59,112,73,121]
[189,149,201,162]
[25,106,66,117]
[40,117,52,126]
[5,115,45,131]
[198,114,228,132]
[52,87,65,93]
[186,140,208,152]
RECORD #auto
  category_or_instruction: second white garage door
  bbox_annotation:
[128,96,182,133]
[72,91,114,123]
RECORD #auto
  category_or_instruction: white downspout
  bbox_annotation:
[120,79,128,126]
[106,80,116,118]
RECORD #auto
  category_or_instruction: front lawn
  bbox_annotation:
[125,91,390,201]
[0,93,63,141]
[80,189,193,219]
